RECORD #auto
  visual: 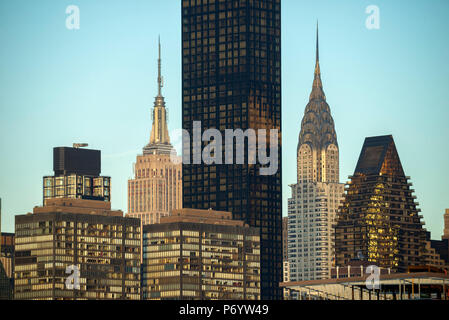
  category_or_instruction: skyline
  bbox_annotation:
[1,0,448,240]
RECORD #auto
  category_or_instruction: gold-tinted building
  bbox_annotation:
[142,208,260,300]
[335,135,428,272]
[14,198,141,300]
[127,39,182,225]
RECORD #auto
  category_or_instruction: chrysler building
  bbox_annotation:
[287,25,345,281]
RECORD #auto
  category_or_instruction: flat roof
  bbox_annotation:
[159,208,247,227]
[33,198,123,217]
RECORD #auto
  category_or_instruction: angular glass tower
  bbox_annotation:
[335,135,428,271]
[181,0,282,299]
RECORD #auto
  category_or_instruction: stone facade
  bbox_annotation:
[127,39,182,225]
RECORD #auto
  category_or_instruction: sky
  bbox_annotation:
[0,0,448,238]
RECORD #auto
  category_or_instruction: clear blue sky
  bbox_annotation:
[0,1,448,239]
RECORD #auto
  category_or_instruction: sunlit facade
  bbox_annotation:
[14,198,141,300]
[335,135,428,272]
[444,209,449,240]
[43,175,111,203]
[127,39,182,226]
[287,26,344,282]
[142,208,260,300]
[0,232,14,300]
[128,155,182,225]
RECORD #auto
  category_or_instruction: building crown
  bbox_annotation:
[143,37,174,156]
[298,22,338,152]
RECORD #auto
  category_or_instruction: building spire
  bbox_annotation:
[157,35,163,97]
[316,21,319,63]
[143,37,173,156]
[298,23,338,183]
[310,21,325,100]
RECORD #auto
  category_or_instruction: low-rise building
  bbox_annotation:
[0,232,14,300]
[142,208,260,300]
[14,198,141,300]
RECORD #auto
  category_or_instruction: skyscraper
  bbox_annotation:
[127,39,182,225]
[282,216,288,262]
[14,198,141,300]
[287,25,344,281]
[282,216,290,299]
[16,145,141,300]
[0,232,14,300]
[335,135,428,272]
[181,0,282,299]
[429,210,449,267]
[0,199,14,300]
[43,146,111,203]
[444,209,449,240]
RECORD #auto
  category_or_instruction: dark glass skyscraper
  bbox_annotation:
[181,0,282,299]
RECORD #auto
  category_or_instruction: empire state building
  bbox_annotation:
[127,39,182,225]
[287,25,345,281]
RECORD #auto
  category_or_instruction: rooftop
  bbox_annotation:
[160,208,247,227]
[33,198,123,217]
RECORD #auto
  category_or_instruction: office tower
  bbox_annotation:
[282,217,288,261]
[444,209,449,240]
[287,26,344,281]
[429,210,449,267]
[181,0,282,299]
[0,233,14,271]
[335,135,428,272]
[1,199,15,277]
[142,208,260,300]
[14,198,141,300]
[282,217,289,298]
[0,198,14,300]
[0,233,14,300]
[430,238,449,268]
[423,231,447,269]
[43,146,111,203]
[127,39,182,225]
[0,261,12,300]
